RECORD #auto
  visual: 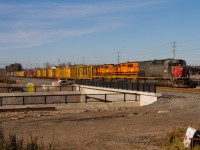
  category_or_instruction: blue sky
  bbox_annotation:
[0,0,200,68]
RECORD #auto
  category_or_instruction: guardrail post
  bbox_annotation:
[135,94,137,102]
[23,96,25,105]
[85,95,87,103]
[44,96,47,104]
[65,95,68,103]
[105,94,107,102]
[0,97,2,106]
[124,94,126,102]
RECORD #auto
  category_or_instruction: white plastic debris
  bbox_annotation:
[183,126,197,148]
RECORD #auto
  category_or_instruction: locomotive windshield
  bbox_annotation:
[171,60,186,67]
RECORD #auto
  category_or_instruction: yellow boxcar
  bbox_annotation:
[55,68,64,78]
[41,69,47,78]
[63,67,70,78]
[77,65,93,80]
[47,69,56,78]
[69,67,77,80]
[36,70,42,78]
[18,71,25,77]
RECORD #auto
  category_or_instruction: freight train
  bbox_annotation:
[7,58,192,87]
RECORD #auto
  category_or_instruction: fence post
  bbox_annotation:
[148,84,150,92]
[105,94,107,102]
[143,83,145,92]
[138,83,140,91]
[132,83,134,91]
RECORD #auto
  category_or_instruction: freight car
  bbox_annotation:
[8,58,192,87]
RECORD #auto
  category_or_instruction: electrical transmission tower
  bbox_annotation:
[172,41,176,59]
[82,57,85,65]
[117,51,120,64]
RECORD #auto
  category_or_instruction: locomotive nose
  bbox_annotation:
[173,66,188,78]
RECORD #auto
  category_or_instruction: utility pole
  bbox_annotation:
[117,51,120,64]
[58,58,61,67]
[172,41,176,59]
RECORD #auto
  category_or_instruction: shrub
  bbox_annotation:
[0,128,54,150]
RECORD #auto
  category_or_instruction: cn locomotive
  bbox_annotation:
[8,58,192,87]
[137,59,191,87]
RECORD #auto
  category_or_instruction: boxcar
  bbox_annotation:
[76,65,93,80]
[47,69,56,79]
[41,69,47,78]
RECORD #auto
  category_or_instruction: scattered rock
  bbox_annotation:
[11,118,19,120]
[158,110,170,114]
[121,128,126,131]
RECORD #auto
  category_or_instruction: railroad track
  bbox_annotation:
[157,87,200,94]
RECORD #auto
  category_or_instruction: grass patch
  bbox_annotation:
[0,128,54,150]
[157,127,200,150]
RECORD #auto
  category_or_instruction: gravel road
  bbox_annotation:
[1,78,200,149]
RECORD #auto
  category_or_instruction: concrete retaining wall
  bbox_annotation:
[79,85,161,106]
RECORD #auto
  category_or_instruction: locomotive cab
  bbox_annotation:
[171,59,188,78]
[170,59,191,87]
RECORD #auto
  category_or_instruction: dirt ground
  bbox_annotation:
[1,80,200,149]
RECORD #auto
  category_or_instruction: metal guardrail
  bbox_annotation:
[0,93,139,106]
[0,85,80,93]
[75,80,156,93]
